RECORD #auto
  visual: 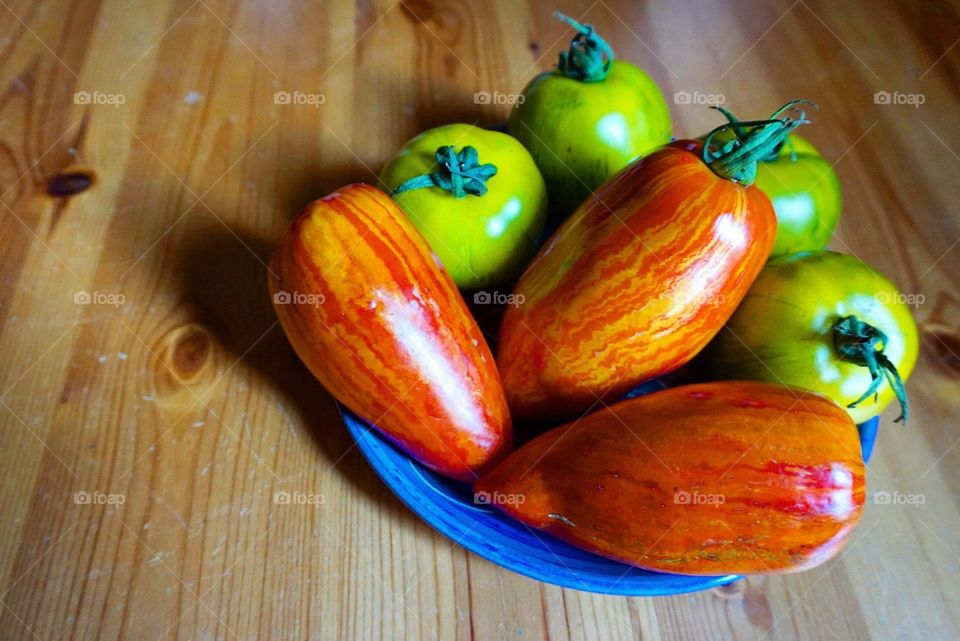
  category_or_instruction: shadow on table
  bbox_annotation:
[175,220,419,526]
[272,78,507,217]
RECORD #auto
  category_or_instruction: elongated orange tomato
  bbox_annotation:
[476,381,865,575]
[497,103,812,422]
[269,184,512,481]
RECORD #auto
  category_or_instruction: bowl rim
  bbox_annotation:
[338,404,742,596]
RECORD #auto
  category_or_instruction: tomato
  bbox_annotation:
[757,134,841,255]
[705,108,842,256]
[269,184,512,480]
[497,103,811,423]
[379,124,547,290]
[476,381,864,575]
[508,13,671,218]
[707,250,919,423]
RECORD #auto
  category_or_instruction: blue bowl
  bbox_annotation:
[340,385,880,596]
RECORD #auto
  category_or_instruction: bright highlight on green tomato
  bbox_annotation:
[756,134,842,256]
[707,251,919,424]
[704,108,842,257]
[508,14,671,218]
[379,124,547,290]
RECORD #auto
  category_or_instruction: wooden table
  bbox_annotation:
[1,1,957,639]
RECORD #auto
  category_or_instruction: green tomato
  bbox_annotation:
[508,59,671,218]
[707,251,919,424]
[756,135,842,256]
[379,124,547,290]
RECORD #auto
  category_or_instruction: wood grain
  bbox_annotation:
[0,1,957,640]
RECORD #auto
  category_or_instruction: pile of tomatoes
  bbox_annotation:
[269,14,919,576]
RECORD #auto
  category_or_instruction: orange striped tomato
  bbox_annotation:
[269,184,512,481]
[497,139,779,422]
[475,381,865,575]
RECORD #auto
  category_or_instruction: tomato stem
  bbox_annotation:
[702,100,814,186]
[832,315,909,423]
[554,12,614,83]
[711,101,817,162]
[391,146,497,199]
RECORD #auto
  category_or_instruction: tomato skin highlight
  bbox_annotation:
[475,381,865,575]
[496,141,777,423]
[269,184,512,481]
[380,124,548,290]
[508,60,671,218]
[707,250,919,423]
[755,135,842,256]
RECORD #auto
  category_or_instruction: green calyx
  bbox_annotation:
[710,105,803,162]
[832,315,909,424]
[391,146,497,199]
[554,12,614,83]
[702,99,815,186]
